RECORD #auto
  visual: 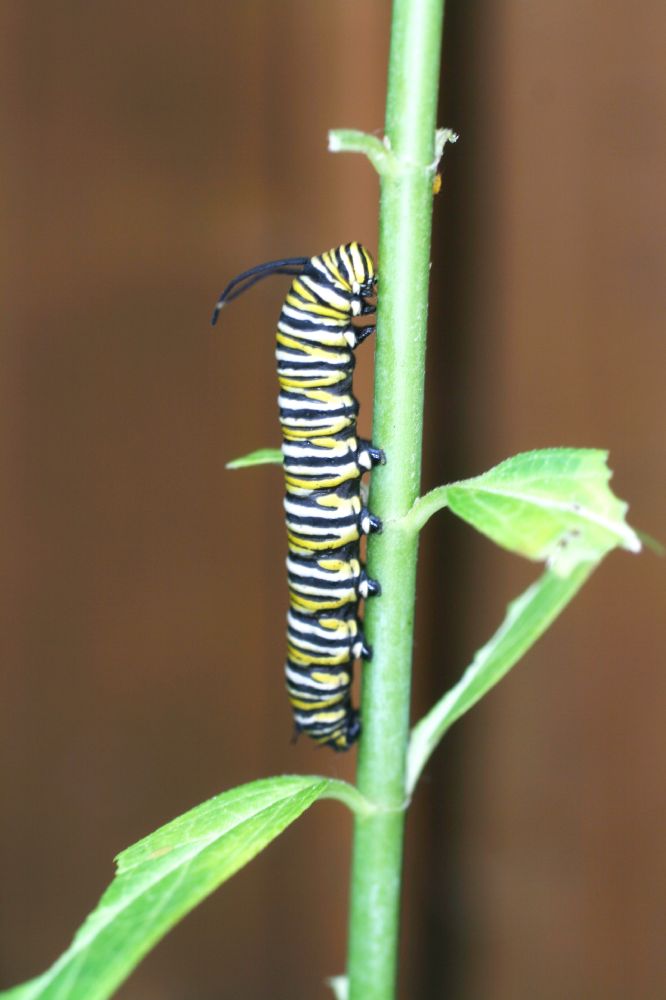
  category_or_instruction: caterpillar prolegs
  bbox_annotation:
[213,242,383,750]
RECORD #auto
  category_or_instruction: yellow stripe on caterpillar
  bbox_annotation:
[318,617,358,634]
[281,418,354,439]
[310,669,351,685]
[321,251,347,289]
[276,333,341,362]
[287,646,352,667]
[288,696,345,711]
[288,593,350,611]
[289,278,317,303]
[278,373,347,389]
[284,471,359,490]
[315,493,361,512]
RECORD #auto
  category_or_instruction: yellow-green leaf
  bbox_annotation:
[226,447,282,469]
[0,777,345,1000]
[410,449,640,572]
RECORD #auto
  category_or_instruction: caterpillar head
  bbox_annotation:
[337,242,376,312]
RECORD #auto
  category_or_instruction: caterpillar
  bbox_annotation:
[212,242,383,750]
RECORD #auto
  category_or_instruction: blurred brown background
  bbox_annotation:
[1,2,664,998]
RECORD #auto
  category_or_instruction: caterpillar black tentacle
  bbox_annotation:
[214,242,382,750]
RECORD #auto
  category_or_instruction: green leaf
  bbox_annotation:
[406,561,596,794]
[406,449,643,791]
[226,447,282,469]
[409,449,640,571]
[0,776,349,1000]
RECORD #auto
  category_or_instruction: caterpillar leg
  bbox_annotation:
[348,619,373,661]
[359,508,382,536]
[358,438,386,470]
[358,568,381,599]
[338,708,361,749]
[353,324,376,346]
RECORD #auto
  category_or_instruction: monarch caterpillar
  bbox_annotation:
[213,242,383,750]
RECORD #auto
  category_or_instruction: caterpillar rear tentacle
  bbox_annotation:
[214,241,382,750]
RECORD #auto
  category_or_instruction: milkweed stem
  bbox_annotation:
[339,1,448,997]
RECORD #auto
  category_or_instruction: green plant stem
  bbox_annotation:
[346,1,446,998]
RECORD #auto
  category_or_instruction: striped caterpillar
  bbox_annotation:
[213,242,383,749]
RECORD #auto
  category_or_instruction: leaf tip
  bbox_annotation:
[624,529,643,554]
